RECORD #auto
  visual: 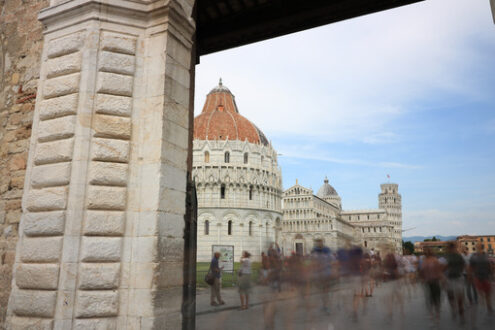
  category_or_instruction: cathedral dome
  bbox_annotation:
[317,177,338,197]
[194,79,269,146]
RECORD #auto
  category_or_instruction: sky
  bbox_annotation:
[194,0,495,237]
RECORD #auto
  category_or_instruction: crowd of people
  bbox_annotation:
[208,240,494,328]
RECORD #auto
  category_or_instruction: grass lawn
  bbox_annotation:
[196,262,261,288]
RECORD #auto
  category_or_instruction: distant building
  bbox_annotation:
[457,235,495,256]
[414,241,450,254]
[280,178,401,255]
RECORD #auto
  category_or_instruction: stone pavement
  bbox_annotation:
[196,281,495,330]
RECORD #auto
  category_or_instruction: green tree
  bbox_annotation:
[402,241,414,254]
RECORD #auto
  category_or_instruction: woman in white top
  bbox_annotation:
[238,251,252,310]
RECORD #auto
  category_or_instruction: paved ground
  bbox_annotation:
[196,281,495,330]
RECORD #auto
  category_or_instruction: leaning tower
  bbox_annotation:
[378,183,402,253]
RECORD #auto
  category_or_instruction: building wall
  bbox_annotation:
[193,139,283,262]
[0,0,49,325]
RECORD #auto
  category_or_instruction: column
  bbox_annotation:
[7,0,195,329]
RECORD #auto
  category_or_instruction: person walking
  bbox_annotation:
[444,242,466,322]
[238,251,252,310]
[210,251,225,306]
[420,248,443,326]
[462,247,478,305]
[470,243,493,312]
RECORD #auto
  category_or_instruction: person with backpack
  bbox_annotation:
[209,251,225,306]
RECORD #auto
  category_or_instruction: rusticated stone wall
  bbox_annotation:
[0,0,50,326]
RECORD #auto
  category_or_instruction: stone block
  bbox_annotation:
[95,94,132,117]
[91,138,129,163]
[88,161,128,187]
[83,211,125,236]
[75,291,119,318]
[100,32,136,55]
[38,115,76,142]
[157,262,184,288]
[79,263,120,289]
[158,188,186,215]
[131,237,158,263]
[9,176,24,190]
[93,114,131,140]
[8,139,29,154]
[26,186,68,212]
[11,289,57,317]
[73,318,117,330]
[43,73,80,99]
[5,199,21,211]
[80,237,122,262]
[47,31,85,59]
[96,72,133,97]
[8,153,27,171]
[160,164,187,191]
[46,52,82,78]
[23,211,65,236]
[15,263,60,289]
[34,138,74,165]
[39,93,78,120]
[158,237,184,262]
[86,186,126,210]
[98,51,135,75]
[20,237,63,262]
[6,210,21,224]
[9,316,54,330]
[31,162,71,188]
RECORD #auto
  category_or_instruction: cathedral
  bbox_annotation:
[193,81,402,261]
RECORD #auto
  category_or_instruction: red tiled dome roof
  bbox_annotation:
[194,79,268,146]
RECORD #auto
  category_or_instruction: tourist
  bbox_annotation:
[209,251,225,306]
[444,242,466,322]
[420,248,443,325]
[238,251,252,310]
[261,251,270,285]
[462,247,478,305]
[470,243,493,312]
[311,238,333,314]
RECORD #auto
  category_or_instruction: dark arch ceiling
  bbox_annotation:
[196,0,425,57]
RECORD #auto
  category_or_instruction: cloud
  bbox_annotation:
[279,147,422,169]
[195,0,494,145]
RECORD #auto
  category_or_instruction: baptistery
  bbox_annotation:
[193,80,283,262]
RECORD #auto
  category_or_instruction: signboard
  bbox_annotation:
[212,245,234,272]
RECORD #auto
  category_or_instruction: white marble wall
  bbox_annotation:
[7,1,195,328]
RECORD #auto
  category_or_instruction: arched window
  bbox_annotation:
[266,222,269,236]
[224,151,230,163]
[220,184,226,199]
[249,186,253,200]
[244,152,248,164]
[204,220,209,235]
[228,220,232,235]
[249,221,253,236]
[204,151,210,163]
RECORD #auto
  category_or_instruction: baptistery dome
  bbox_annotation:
[194,79,269,145]
[193,80,283,263]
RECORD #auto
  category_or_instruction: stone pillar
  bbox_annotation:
[7,0,195,329]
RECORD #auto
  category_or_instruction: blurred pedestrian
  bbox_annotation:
[445,242,465,322]
[311,238,333,314]
[238,251,252,310]
[462,247,478,305]
[210,251,225,306]
[261,251,270,285]
[470,243,493,312]
[421,248,443,324]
